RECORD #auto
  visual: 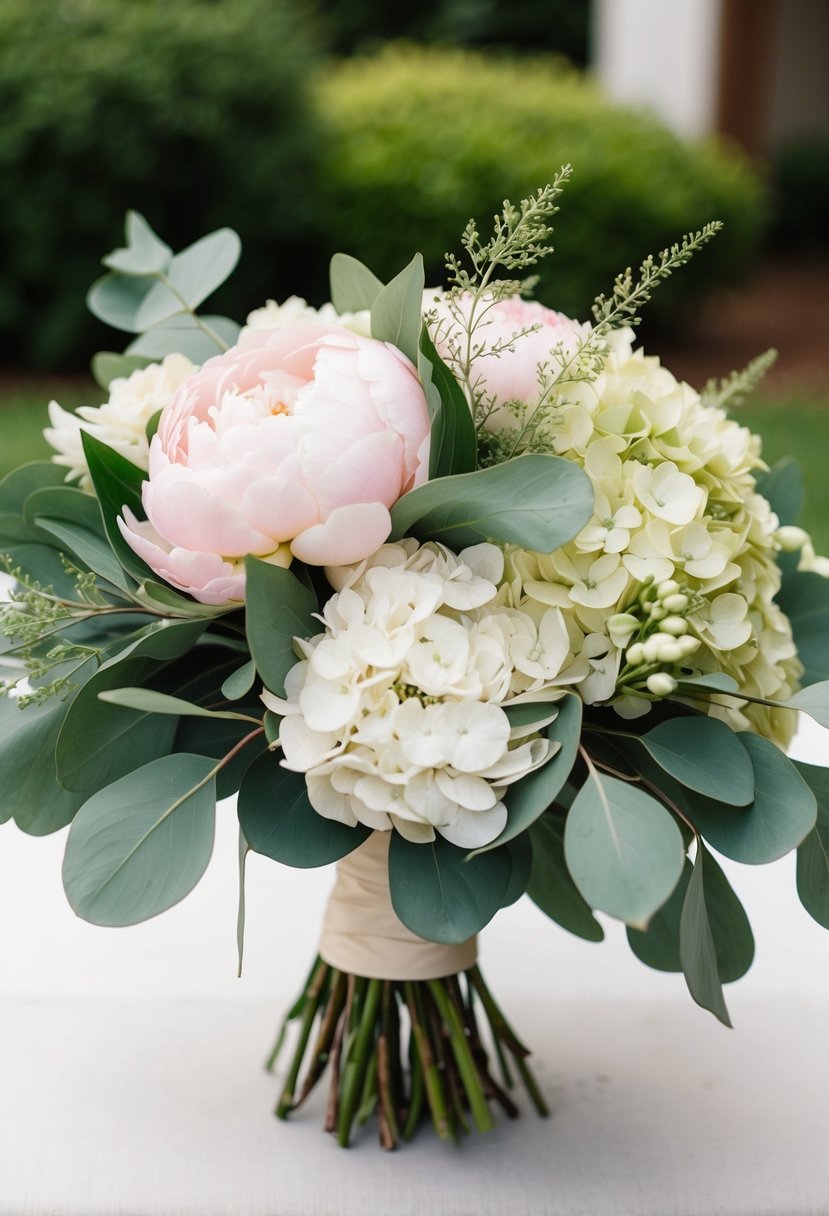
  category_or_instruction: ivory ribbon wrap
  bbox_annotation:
[319,831,478,980]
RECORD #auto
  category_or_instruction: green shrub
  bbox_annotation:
[0,0,321,369]
[315,46,769,325]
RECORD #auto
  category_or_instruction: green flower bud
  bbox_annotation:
[661,615,688,636]
[646,672,677,696]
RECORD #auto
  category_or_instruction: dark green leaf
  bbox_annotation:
[244,556,317,696]
[675,672,740,695]
[502,832,533,906]
[474,694,582,854]
[754,457,804,527]
[629,853,754,984]
[795,762,829,930]
[778,570,829,686]
[640,716,754,805]
[27,484,130,590]
[679,844,732,1027]
[564,770,684,929]
[0,461,68,515]
[390,454,594,552]
[329,253,383,313]
[370,254,424,366]
[528,813,604,942]
[80,431,153,583]
[237,827,249,977]
[685,734,816,864]
[388,831,513,944]
[0,667,95,834]
[62,753,216,926]
[238,750,369,868]
[418,327,476,479]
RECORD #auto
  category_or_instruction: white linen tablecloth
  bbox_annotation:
[1,718,827,1215]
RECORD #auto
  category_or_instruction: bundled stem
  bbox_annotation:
[267,957,547,1149]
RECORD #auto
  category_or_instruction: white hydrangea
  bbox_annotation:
[44,353,196,490]
[264,540,586,848]
[492,326,812,745]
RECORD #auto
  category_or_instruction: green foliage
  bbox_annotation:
[62,753,218,926]
[244,557,318,698]
[796,763,829,930]
[527,812,604,942]
[639,716,755,806]
[389,453,594,551]
[315,45,768,325]
[0,0,321,368]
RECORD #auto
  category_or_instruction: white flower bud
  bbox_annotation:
[649,603,668,621]
[608,612,640,647]
[646,672,677,696]
[642,637,660,663]
[657,579,681,599]
[776,525,809,553]
[626,641,645,666]
[678,635,701,657]
[655,639,683,663]
[661,615,688,637]
[662,593,689,614]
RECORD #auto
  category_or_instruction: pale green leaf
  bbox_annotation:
[564,770,684,929]
[528,813,604,942]
[679,843,732,1027]
[329,253,383,313]
[97,687,258,722]
[640,716,754,805]
[102,211,172,277]
[370,253,424,366]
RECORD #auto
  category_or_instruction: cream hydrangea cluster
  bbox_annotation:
[487,323,808,743]
[264,540,587,848]
[45,353,196,490]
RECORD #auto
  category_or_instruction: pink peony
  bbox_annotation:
[430,293,585,427]
[118,322,431,604]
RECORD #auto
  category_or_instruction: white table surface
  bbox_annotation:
[1,719,828,1215]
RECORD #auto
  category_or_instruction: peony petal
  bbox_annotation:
[290,503,392,566]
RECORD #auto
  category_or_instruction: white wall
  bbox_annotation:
[592,0,722,139]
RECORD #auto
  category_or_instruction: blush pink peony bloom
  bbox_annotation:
[118,322,431,604]
[429,293,586,426]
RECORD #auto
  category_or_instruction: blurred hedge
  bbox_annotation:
[315,46,769,325]
[0,0,321,369]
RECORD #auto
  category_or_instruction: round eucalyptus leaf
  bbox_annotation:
[528,813,604,942]
[62,753,217,926]
[640,716,754,805]
[564,771,684,929]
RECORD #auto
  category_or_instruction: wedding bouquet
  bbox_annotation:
[3,170,828,1150]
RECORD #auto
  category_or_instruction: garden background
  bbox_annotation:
[1,0,826,554]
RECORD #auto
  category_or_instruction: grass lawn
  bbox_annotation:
[1,379,827,553]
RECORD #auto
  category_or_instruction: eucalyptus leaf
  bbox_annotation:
[675,672,740,695]
[164,228,241,311]
[27,484,130,591]
[62,753,217,926]
[238,750,369,868]
[329,253,383,313]
[0,461,69,515]
[370,254,424,366]
[679,843,732,1027]
[390,454,594,552]
[97,687,258,722]
[502,832,533,906]
[474,694,582,854]
[754,457,804,527]
[87,273,172,334]
[564,770,684,929]
[238,827,249,977]
[221,660,257,701]
[418,328,477,479]
[684,733,816,864]
[785,681,829,729]
[0,673,94,834]
[244,557,317,696]
[92,352,154,392]
[640,716,754,805]
[795,762,829,930]
[388,831,513,944]
[778,570,829,686]
[126,314,240,362]
[102,211,172,277]
[528,813,604,942]
[628,853,754,984]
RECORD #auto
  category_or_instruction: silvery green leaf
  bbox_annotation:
[102,211,172,277]
[329,252,383,313]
